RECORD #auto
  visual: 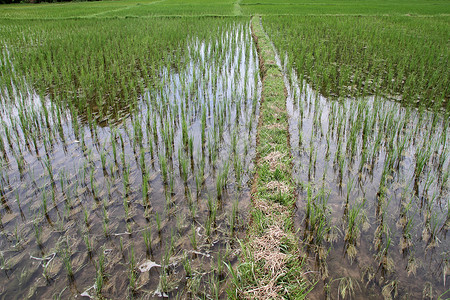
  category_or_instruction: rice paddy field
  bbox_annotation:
[0,0,449,299]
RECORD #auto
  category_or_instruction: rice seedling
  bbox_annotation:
[95,264,104,298]
[182,251,192,278]
[83,206,90,229]
[405,253,418,277]
[143,227,152,256]
[426,212,442,250]
[382,280,399,300]
[189,224,197,251]
[229,199,239,236]
[159,153,168,185]
[41,189,48,216]
[128,244,137,295]
[376,232,394,276]
[83,232,92,255]
[344,200,368,263]
[155,211,162,237]
[102,215,109,238]
[61,238,74,280]
[33,219,43,247]
[95,246,106,297]
[178,147,189,185]
[209,274,220,299]
[398,204,416,254]
[0,252,8,271]
[334,277,359,300]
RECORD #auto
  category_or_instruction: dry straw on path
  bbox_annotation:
[227,16,314,299]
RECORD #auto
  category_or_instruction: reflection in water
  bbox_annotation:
[0,23,260,299]
[286,66,449,298]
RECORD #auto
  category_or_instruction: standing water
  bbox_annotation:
[0,23,261,299]
[286,66,449,299]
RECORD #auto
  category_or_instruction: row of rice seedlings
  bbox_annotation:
[297,84,448,199]
[0,23,258,213]
[343,198,368,264]
[0,20,260,298]
[287,57,449,297]
[303,185,335,279]
[263,16,449,111]
[1,18,229,114]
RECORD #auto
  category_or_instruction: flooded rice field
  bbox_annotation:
[0,23,260,299]
[286,68,449,299]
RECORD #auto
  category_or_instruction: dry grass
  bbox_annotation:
[244,224,291,300]
[263,151,284,172]
[252,225,288,273]
[265,123,285,131]
[243,274,284,300]
[266,180,290,194]
[253,197,287,217]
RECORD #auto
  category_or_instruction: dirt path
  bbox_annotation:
[227,16,314,299]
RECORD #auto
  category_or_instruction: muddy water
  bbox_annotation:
[285,67,449,299]
[0,23,260,299]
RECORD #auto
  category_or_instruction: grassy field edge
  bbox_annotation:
[227,16,314,299]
